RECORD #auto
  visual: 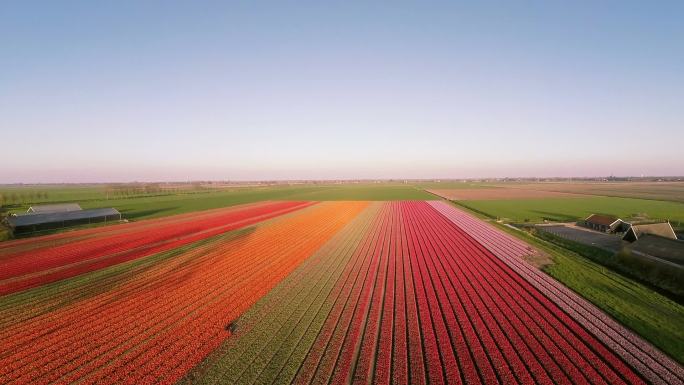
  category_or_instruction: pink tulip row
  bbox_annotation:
[430,201,684,385]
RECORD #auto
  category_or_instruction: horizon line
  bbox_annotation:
[1,175,683,186]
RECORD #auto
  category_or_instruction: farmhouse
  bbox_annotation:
[583,214,627,233]
[625,234,684,266]
[27,203,82,213]
[622,222,677,242]
[7,207,122,234]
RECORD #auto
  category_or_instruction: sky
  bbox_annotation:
[1,1,683,183]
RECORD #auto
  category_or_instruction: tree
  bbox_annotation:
[104,185,114,200]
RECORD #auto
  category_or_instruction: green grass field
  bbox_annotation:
[1,184,434,222]
[83,184,432,220]
[458,196,684,225]
[0,185,108,204]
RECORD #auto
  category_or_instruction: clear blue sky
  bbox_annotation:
[1,1,682,182]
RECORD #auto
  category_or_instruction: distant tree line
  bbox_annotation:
[103,184,165,199]
[102,182,212,199]
[0,182,216,207]
[0,191,49,207]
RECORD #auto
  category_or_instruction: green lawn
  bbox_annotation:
[459,196,684,225]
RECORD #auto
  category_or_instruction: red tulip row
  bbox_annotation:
[363,201,398,385]
[429,201,684,385]
[0,201,313,295]
[406,203,503,385]
[0,200,279,253]
[414,203,596,384]
[0,200,308,266]
[0,202,367,385]
[400,204,427,385]
[0,202,313,334]
[292,201,651,384]
[404,203,460,385]
[389,212,409,385]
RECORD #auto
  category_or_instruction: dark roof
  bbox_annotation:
[28,203,82,213]
[8,208,120,228]
[585,214,620,226]
[624,222,677,241]
[627,234,684,265]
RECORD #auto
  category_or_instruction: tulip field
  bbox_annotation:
[0,200,314,295]
[1,201,682,384]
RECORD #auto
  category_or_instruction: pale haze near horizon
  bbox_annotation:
[1,1,683,183]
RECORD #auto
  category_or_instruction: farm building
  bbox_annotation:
[27,203,82,213]
[583,214,627,233]
[622,222,677,242]
[624,234,684,266]
[7,208,122,234]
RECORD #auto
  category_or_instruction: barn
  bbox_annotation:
[583,214,627,233]
[622,222,677,242]
[7,207,122,234]
[625,234,684,266]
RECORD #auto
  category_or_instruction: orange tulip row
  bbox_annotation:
[0,201,314,295]
[0,201,367,385]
